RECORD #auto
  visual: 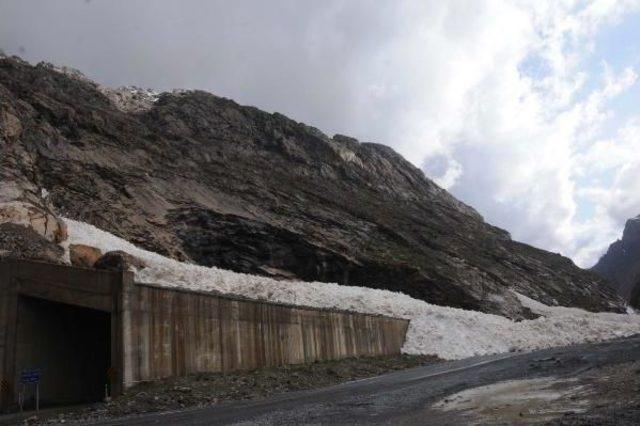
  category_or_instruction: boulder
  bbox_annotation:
[69,244,103,268]
[94,250,146,272]
[0,223,64,264]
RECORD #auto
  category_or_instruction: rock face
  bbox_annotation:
[593,216,640,300]
[0,56,624,317]
[0,223,64,264]
[631,285,640,309]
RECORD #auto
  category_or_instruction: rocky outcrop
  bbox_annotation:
[0,223,64,263]
[0,56,625,317]
[0,200,67,243]
[593,215,640,300]
[0,118,69,265]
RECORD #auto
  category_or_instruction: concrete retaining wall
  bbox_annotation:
[122,283,409,387]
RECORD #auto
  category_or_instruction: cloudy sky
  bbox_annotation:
[1,0,639,267]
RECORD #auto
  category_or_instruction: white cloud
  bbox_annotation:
[571,120,640,264]
[405,0,640,267]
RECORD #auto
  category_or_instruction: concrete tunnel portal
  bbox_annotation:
[0,259,125,412]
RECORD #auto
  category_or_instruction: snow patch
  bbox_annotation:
[63,218,640,360]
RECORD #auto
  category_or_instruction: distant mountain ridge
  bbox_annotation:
[0,56,625,318]
[593,215,640,306]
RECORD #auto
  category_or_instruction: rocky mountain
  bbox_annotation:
[593,215,640,305]
[0,56,625,318]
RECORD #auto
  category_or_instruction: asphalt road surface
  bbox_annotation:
[95,335,640,425]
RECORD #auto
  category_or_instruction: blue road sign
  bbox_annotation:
[20,370,41,384]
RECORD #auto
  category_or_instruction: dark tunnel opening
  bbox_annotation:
[15,296,111,408]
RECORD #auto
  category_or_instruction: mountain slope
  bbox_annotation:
[0,56,624,317]
[593,215,640,302]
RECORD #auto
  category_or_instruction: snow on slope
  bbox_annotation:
[63,219,640,360]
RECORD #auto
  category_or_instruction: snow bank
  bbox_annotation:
[63,219,640,360]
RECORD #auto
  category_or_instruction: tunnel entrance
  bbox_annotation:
[15,296,111,408]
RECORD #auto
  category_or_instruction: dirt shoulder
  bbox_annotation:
[16,354,440,425]
[430,359,640,425]
[552,360,640,425]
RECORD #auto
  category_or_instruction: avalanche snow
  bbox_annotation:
[63,218,640,360]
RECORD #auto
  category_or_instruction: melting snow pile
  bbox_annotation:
[63,219,640,360]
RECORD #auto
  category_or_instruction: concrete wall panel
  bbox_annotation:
[125,284,409,386]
